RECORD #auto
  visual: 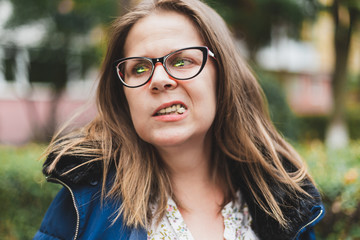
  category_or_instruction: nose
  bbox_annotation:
[149,62,177,92]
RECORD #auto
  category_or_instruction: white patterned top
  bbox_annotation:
[147,192,259,240]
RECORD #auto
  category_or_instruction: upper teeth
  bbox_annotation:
[157,104,186,115]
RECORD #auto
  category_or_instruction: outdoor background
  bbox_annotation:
[0,0,359,239]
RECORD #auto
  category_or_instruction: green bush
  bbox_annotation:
[0,144,61,240]
[296,111,360,142]
[297,140,360,240]
[347,109,360,140]
[297,116,328,141]
[258,71,300,141]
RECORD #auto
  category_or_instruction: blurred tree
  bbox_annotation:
[325,0,360,149]
[1,0,132,141]
[206,0,359,148]
[206,0,317,61]
[203,0,317,140]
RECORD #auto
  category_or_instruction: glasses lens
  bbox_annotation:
[165,48,204,80]
[117,58,153,87]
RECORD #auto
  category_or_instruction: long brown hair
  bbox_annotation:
[45,0,313,229]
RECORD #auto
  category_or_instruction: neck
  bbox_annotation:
[155,133,224,211]
[156,133,212,181]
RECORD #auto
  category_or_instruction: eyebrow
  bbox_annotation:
[127,47,189,59]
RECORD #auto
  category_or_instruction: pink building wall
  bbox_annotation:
[286,73,332,115]
[0,97,96,145]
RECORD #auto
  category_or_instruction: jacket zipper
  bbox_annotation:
[292,208,324,240]
[47,177,80,240]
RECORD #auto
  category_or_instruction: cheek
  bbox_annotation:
[124,88,145,113]
[204,60,218,94]
[205,67,218,110]
[206,71,218,123]
[128,104,149,142]
[192,73,217,123]
[124,89,147,133]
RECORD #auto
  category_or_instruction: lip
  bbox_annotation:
[152,101,188,116]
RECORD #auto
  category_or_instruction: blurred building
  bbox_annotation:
[0,47,97,144]
[0,0,98,145]
[1,0,359,144]
[256,36,333,115]
[257,9,359,116]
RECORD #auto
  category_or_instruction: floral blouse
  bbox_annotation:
[147,191,259,240]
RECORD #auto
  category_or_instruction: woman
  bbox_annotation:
[34,0,324,239]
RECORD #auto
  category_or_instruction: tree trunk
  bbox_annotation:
[325,1,355,149]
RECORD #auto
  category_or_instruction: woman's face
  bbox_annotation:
[123,10,217,150]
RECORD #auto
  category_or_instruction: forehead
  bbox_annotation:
[124,10,205,58]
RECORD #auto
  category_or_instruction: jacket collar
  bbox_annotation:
[236,166,324,240]
[43,152,103,186]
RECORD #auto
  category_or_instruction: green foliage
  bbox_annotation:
[257,71,300,140]
[0,144,61,240]
[3,0,121,91]
[205,0,317,57]
[3,46,17,81]
[297,140,360,239]
[28,48,67,89]
[347,108,360,139]
[5,0,119,32]
[295,110,360,141]
[297,115,328,141]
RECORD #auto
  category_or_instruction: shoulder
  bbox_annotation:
[42,148,103,185]
[34,171,141,240]
[34,186,77,240]
[237,155,325,240]
[35,152,146,240]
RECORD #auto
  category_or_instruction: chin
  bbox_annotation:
[150,136,189,148]
[136,126,210,149]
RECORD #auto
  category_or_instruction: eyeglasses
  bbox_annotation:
[114,46,215,88]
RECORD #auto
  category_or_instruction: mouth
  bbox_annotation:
[154,104,187,116]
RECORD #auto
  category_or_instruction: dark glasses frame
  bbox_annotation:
[114,46,215,88]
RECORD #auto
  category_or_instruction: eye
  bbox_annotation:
[134,64,150,74]
[172,58,193,68]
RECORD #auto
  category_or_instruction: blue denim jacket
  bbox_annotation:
[34,175,324,240]
[34,152,325,240]
[34,177,147,240]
